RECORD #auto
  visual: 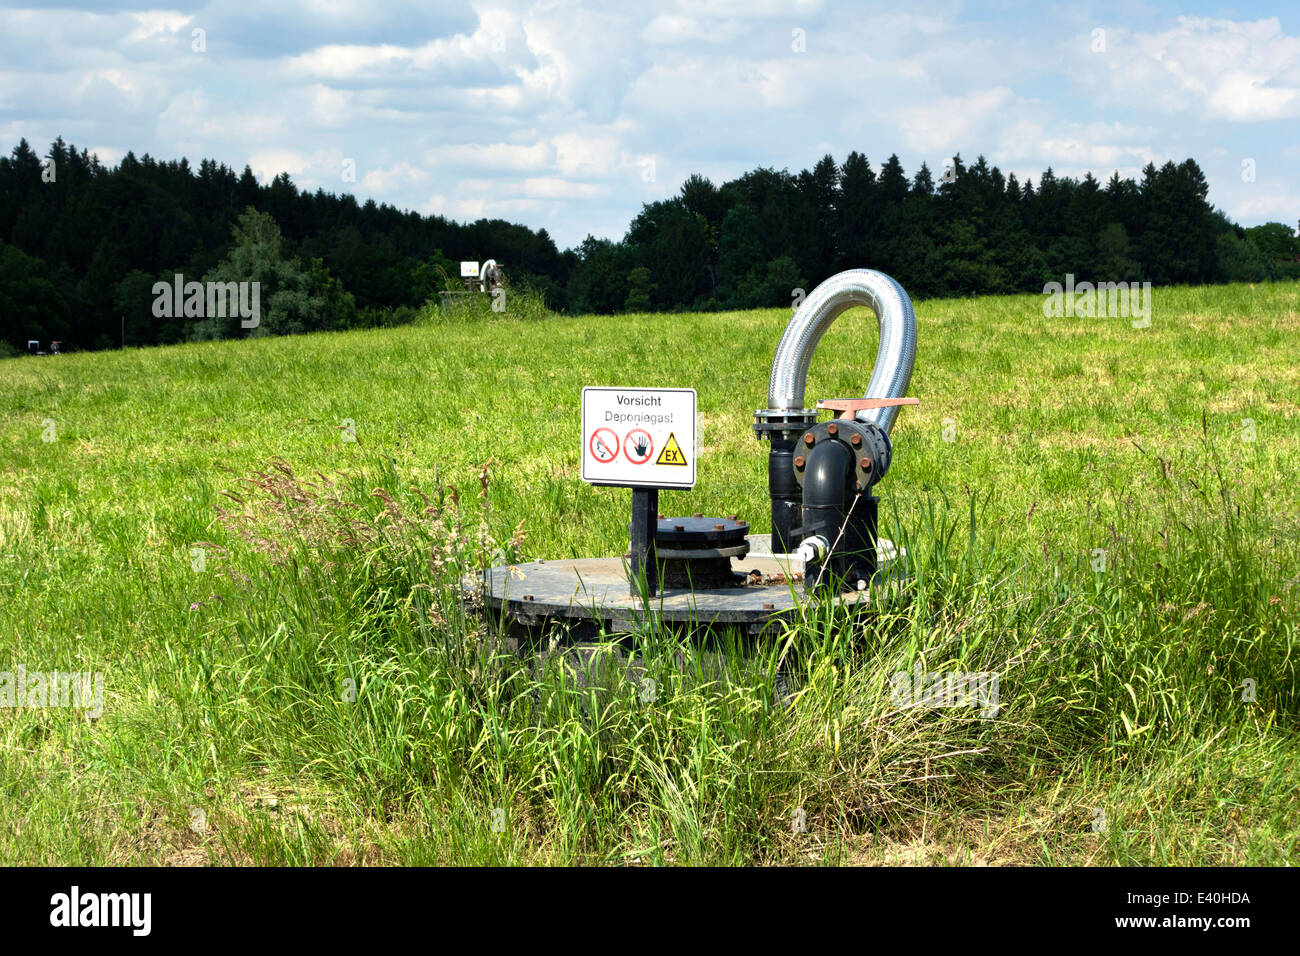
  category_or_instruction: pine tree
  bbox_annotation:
[837,151,876,270]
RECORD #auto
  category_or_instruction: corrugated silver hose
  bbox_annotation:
[767,268,917,435]
[756,268,917,552]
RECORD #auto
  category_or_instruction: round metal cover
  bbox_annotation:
[648,515,748,546]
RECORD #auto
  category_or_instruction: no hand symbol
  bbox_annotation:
[624,428,654,464]
[589,427,618,463]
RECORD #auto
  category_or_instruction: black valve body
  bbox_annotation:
[793,419,891,594]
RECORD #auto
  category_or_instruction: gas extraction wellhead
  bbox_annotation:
[475,268,919,636]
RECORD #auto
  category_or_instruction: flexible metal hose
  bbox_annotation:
[766,269,917,435]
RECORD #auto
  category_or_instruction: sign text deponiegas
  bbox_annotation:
[581,387,697,489]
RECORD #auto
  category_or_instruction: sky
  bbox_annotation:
[1,0,1297,249]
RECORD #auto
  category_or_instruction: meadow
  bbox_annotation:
[1,281,1297,865]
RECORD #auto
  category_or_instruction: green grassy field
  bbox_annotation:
[1,281,1297,865]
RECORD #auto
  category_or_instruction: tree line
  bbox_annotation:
[568,154,1299,314]
[2,137,1297,352]
[0,138,568,352]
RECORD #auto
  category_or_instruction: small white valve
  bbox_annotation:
[795,535,830,564]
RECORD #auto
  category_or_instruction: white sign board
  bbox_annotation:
[460,261,479,277]
[581,386,696,489]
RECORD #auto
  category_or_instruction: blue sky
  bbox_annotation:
[1,0,1296,248]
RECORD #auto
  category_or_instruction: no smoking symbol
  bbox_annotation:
[589,427,618,463]
[624,429,654,464]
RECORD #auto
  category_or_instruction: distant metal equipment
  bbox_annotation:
[480,259,504,293]
[442,259,507,311]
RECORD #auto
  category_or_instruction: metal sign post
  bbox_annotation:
[581,386,697,596]
[628,487,659,597]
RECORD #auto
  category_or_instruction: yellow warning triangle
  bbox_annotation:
[656,431,688,466]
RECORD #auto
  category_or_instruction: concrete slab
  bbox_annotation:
[472,538,905,632]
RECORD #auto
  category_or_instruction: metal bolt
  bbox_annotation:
[762,602,774,610]
[674,524,684,532]
[860,456,872,470]
[794,455,806,469]
[523,595,534,602]
[714,523,725,531]
[827,422,839,436]
[693,512,703,519]
[728,514,738,520]
[803,433,815,446]
[657,513,664,520]
[850,433,862,446]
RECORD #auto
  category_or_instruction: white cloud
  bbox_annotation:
[1076,16,1300,122]
[425,141,552,172]
[156,89,287,155]
[1206,70,1300,123]
[286,43,418,80]
[88,144,124,166]
[420,192,543,219]
[248,149,312,179]
[124,11,192,43]
[458,176,603,199]
[359,161,429,192]
[513,177,603,199]
[76,68,140,97]
[551,131,622,176]
[1230,188,1300,223]
[642,14,746,45]
[898,87,1015,154]
[4,1,1298,247]
[996,120,1161,175]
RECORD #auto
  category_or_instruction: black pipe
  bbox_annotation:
[801,438,877,593]
[768,438,802,553]
[801,438,855,534]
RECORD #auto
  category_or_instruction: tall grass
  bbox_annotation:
[1,281,1296,864]
[80,435,1285,865]
[427,281,554,325]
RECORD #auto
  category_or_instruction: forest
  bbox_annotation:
[2,137,1297,352]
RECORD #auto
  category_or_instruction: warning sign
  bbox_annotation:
[589,427,618,463]
[581,386,696,489]
[655,432,688,466]
[624,428,654,464]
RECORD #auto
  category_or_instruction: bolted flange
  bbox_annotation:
[791,418,892,491]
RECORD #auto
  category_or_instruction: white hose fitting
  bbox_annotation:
[795,535,830,565]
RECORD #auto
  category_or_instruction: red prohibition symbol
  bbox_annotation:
[624,428,654,464]
[589,427,619,463]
